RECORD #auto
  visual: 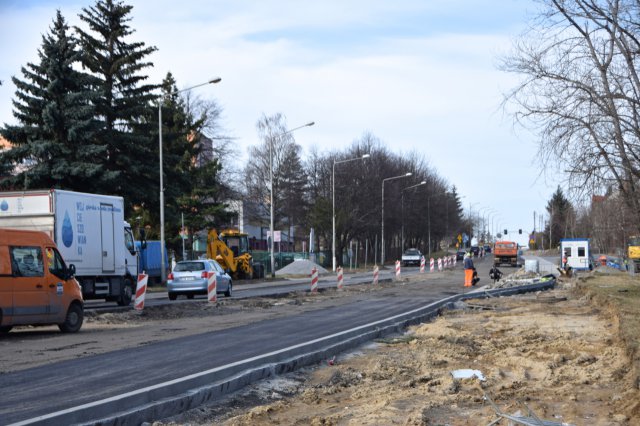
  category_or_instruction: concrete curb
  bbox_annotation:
[17,278,556,426]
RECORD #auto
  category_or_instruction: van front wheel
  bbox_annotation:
[59,304,83,333]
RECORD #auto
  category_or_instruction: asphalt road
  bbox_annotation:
[1,256,497,425]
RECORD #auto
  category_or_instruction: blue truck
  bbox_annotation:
[135,240,169,284]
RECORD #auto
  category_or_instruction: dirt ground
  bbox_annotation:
[2,269,640,425]
[154,276,640,426]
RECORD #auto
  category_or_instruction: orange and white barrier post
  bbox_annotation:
[373,265,379,285]
[454,256,457,266]
[134,273,148,311]
[395,260,401,280]
[438,258,443,271]
[337,267,344,290]
[311,267,318,293]
[420,256,425,273]
[207,271,217,303]
[430,257,435,272]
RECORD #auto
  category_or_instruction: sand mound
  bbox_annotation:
[276,259,328,276]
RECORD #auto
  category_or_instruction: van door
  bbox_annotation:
[10,246,50,323]
[101,203,115,272]
[44,247,70,319]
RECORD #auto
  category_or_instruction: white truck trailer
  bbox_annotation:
[0,189,138,305]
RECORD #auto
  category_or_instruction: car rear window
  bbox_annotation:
[174,261,206,272]
[405,250,420,255]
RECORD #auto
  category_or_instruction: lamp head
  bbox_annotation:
[209,77,222,84]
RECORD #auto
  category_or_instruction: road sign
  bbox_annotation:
[457,233,462,243]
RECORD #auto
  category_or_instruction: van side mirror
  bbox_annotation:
[67,264,76,278]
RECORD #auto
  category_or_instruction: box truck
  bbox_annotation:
[0,189,138,305]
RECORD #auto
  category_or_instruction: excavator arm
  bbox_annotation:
[206,229,238,274]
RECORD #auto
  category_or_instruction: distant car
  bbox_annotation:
[483,244,492,253]
[401,248,423,267]
[456,250,466,261]
[470,246,480,256]
[167,259,232,300]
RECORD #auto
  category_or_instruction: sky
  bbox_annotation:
[0,0,558,247]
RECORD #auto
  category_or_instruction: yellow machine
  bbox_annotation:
[628,236,640,273]
[206,229,263,279]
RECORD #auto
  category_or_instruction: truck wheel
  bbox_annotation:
[117,279,134,306]
[59,303,83,333]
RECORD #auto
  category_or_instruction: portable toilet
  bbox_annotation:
[560,238,592,271]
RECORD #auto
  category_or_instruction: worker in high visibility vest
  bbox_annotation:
[463,252,479,287]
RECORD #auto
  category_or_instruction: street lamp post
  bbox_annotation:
[159,77,221,283]
[401,181,426,253]
[381,172,412,266]
[332,153,370,272]
[269,121,315,278]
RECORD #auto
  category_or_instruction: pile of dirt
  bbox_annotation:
[276,259,328,276]
[156,287,639,425]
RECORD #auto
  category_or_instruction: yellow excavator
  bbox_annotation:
[206,229,264,279]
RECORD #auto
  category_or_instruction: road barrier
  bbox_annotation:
[438,258,443,271]
[430,257,434,272]
[134,273,148,311]
[373,265,379,285]
[311,267,318,293]
[207,272,217,303]
[337,267,344,290]
[395,260,401,280]
[420,256,425,273]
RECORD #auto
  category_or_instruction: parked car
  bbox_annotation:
[470,246,480,256]
[456,250,466,261]
[401,248,423,267]
[167,259,232,300]
[483,244,492,253]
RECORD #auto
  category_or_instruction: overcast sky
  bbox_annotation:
[0,0,558,246]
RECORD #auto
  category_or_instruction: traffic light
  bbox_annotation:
[519,229,522,234]
[504,229,508,235]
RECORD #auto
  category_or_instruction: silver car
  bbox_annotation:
[167,259,232,300]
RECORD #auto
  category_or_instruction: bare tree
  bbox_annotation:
[501,0,640,232]
[244,113,307,244]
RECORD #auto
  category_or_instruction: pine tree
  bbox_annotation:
[0,11,101,190]
[545,186,575,247]
[75,0,158,206]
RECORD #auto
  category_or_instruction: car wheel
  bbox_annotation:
[117,278,134,306]
[0,326,12,333]
[59,303,83,333]
[225,281,232,298]
[168,292,177,301]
